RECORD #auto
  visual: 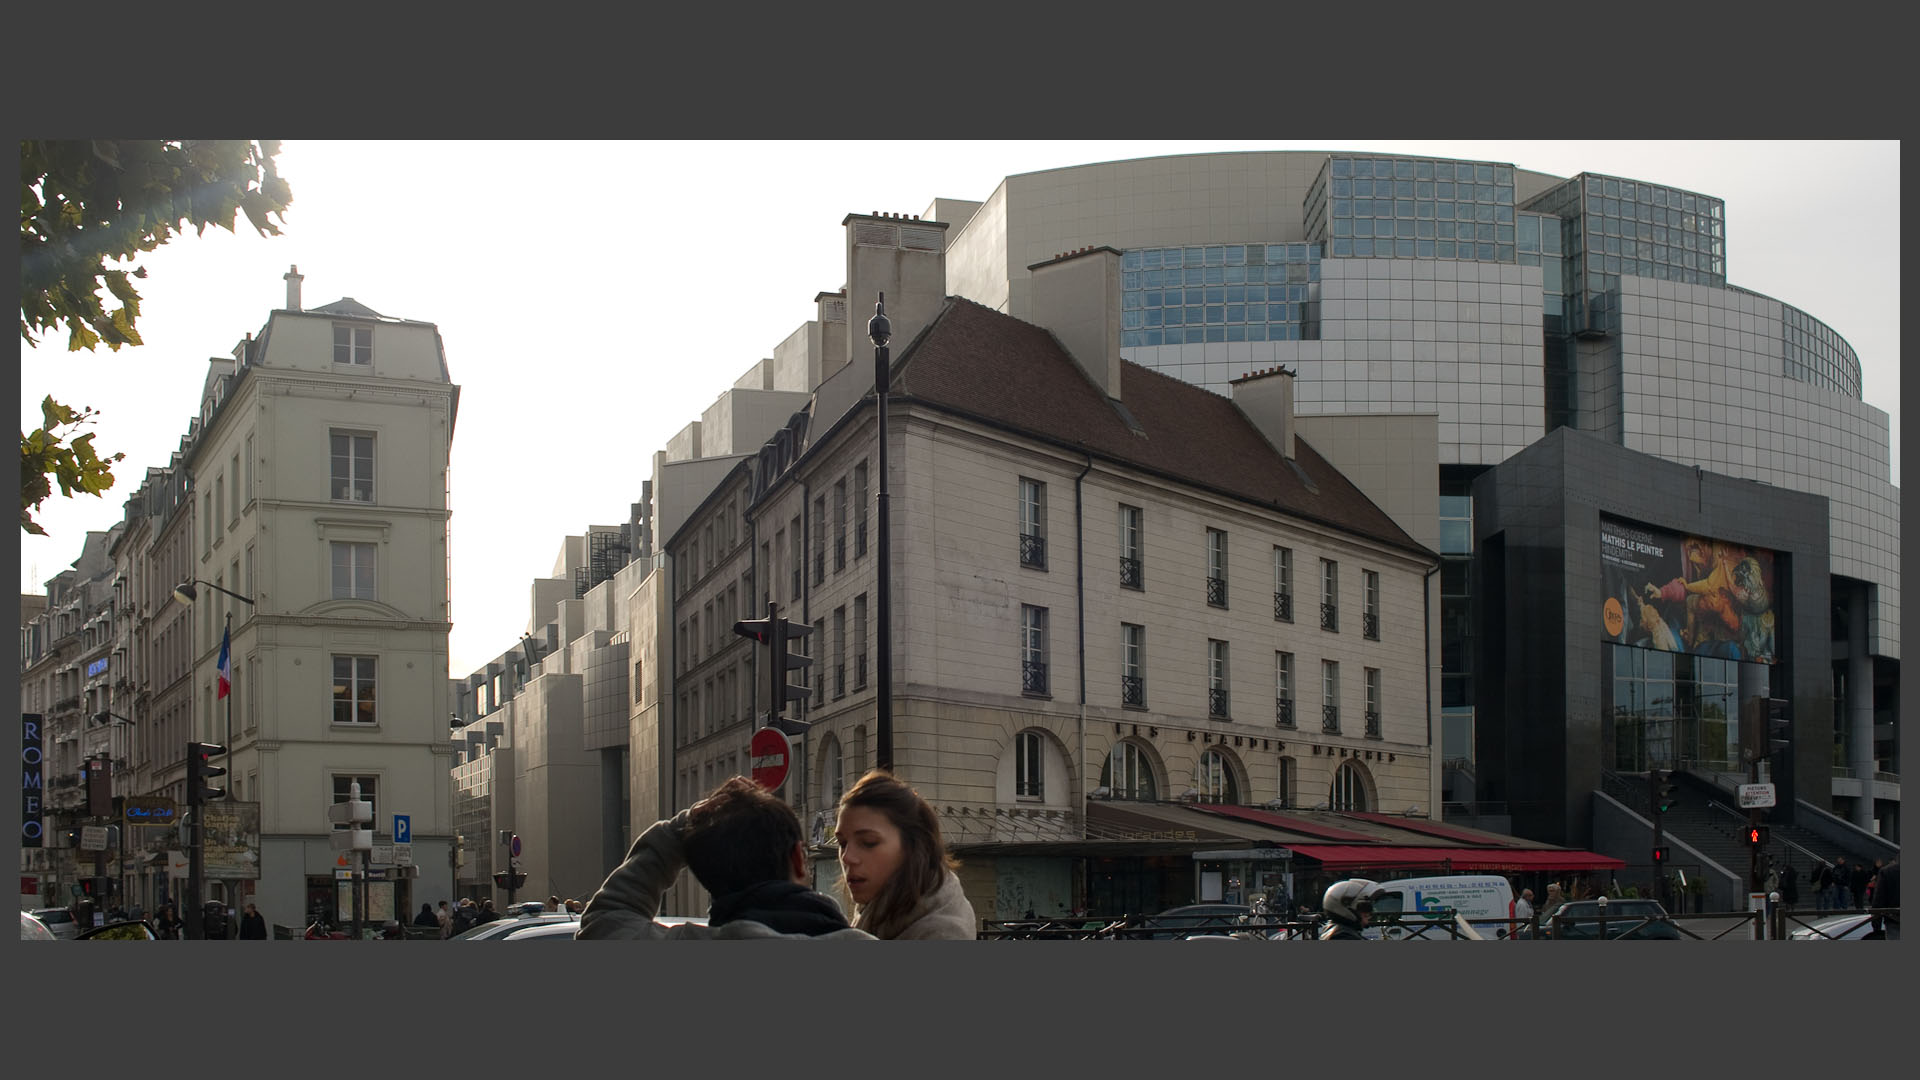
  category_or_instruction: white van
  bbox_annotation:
[1366,875,1516,940]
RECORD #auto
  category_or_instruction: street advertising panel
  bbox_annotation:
[1599,516,1778,664]
[22,714,44,848]
[201,801,261,879]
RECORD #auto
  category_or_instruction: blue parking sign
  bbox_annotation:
[393,815,410,844]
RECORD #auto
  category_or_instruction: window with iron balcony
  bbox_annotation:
[1322,703,1340,733]
[1206,529,1228,608]
[1365,711,1381,738]
[1122,675,1144,707]
[1363,570,1380,640]
[1120,555,1142,589]
[1023,660,1049,695]
[1274,591,1292,622]
[1276,697,1294,728]
[1209,687,1230,719]
[1019,478,1047,570]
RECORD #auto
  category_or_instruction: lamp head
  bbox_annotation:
[170,582,198,607]
[868,293,891,348]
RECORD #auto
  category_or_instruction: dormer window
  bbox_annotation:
[333,324,372,365]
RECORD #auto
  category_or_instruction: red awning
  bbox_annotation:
[1343,812,1535,846]
[1186,804,1378,842]
[1283,845,1627,872]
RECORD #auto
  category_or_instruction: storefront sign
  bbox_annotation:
[86,657,110,679]
[22,714,43,847]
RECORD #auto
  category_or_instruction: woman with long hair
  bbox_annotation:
[833,769,976,939]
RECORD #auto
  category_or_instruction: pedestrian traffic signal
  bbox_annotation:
[1655,770,1678,815]
[1746,825,1769,848]
[1652,846,1669,865]
[492,870,527,890]
[187,742,227,805]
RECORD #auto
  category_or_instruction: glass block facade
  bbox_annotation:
[1119,243,1322,348]
[1306,156,1519,263]
[1521,172,1725,336]
[1781,300,1863,398]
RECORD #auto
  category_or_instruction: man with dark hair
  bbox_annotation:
[580,776,873,940]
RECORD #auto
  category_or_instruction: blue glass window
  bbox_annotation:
[1185,306,1203,324]
[1438,221,1455,239]
[1205,327,1224,343]
[1353,238,1373,256]
[1204,246,1224,266]
[1145,309,1163,327]
[1245,323,1266,341]
[1395,160,1414,179]
[1354,219,1373,237]
[1477,243,1494,260]
[1123,291,1143,310]
[1416,239,1435,257]
[1396,179,1414,198]
[1518,215,1539,252]
[1416,161,1433,180]
[1498,244,1514,261]
[1123,309,1143,329]
[1224,265,1245,284]
[1122,271,1141,290]
[1226,246,1245,265]
[1162,307,1183,326]
[1145,290,1163,307]
[1122,330,1144,347]
[1142,249,1164,269]
[1496,205,1513,224]
[1436,181,1454,199]
[1417,218,1435,239]
[1225,305,1244,322]
[1437,240,1454,258]
[1123,250,1143,270]
[1496,224,1514,243]
[1354,178,1373,197]
[1437,202,1454,220]
[1332,238,1353,256]
[1475,164,1493,183]
[1331,159,1351,178]
[1542,223,1561,256]
[1433,162,1454,180]
[1205,287,1225,304]
[1397,220,1415,238]
[1332,177,1351,198]
[1204,266,1224,285]
[1397,199,1414,217]
[1248,303,1265,322]
[1373,160,1392,179]
[1332,218,1351,237]
[1225,325,1246,342]
[1332,199,1350,217]
[1245,285,1265,302]
[1396,238,1415,257]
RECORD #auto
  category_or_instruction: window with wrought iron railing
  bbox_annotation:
[1020,533,1047,569]
[856,653,868,689]
[1120,556,1142,589]
[1365,710,1381,738]
[1274,591,1292,622]
[1321,601,1338,632]
[1276,697,1295,727]
[1209,687,1229,719]
[1121,675,1144,707]
[1023,660,1048,695]
[1322,703,1340,733]
[1207,576,1227,607]
[1363,611,1379,639]
[835,662,846,699]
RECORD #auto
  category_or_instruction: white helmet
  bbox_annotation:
[1322,878,1379,926]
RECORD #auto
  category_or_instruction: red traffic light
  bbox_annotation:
[1746,826,1769,846]
[1652,846,1669,864]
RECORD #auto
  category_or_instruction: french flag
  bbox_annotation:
[217,625,232,700]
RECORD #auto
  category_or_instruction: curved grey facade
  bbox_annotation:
[936,149,1898,838]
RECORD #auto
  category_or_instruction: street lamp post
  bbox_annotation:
[170,580,255,780]
[94,711,137,912]
[868,294,893,772]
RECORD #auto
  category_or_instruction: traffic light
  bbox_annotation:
[1766,698,1791,756]
[187,742,227,805]
[492,870,527,890]
[1653,770,1678,815]
[1652,846,1669,866]
[734,602,813,728]
[1746,825,1769,848]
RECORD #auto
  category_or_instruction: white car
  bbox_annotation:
[28,908,80,940]
[21,911,56,941]
[1789,914,1880,940]
[451,912,709,940]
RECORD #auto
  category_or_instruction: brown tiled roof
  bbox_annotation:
[893,297,1429,558]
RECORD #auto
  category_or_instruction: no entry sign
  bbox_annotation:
[751,727,791,791]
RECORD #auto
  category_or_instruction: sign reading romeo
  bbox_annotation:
[22,714,44,847]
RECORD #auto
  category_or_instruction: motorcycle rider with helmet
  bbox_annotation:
[1320,878,1379,940]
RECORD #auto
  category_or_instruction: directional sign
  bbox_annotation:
[751,727,792,791]
[1737,783,1777,809]
[392,815,410,844]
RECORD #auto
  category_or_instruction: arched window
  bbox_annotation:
[1100,741,1157,800]
[819,734,845,806]
[1331,761,1369,811]
[1196,749,1238,803]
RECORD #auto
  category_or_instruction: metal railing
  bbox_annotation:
[1320,603,1338,631]
[834,663,846,698]
[1119,556,1142,588]
[834,537,845,571]
[855,654,868,689]
[1207,576,1227,607]
[1208,687,1229,718]
[855,521,867,557]
[1322,705,1340,733]
[1121,676,1144,707]
[1275,698,1294,727]
[1022,661,1048,695]
[1019,533,1047,569]
[1363,611,1379,640]
[1364,710,1381,737]
[1274,591,1292,621]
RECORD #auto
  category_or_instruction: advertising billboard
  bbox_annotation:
[201,801,262,879]
[1600,517,1777,664]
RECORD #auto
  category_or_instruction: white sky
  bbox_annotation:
[19,140,1900,675]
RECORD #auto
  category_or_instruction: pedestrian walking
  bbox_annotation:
[1832,856,1852,907]
[477,898,501,923]
[1512,888,1535,939]
[1540,882,1567,925]
[832,769,978,940]
[579,775,874,940]
[436,901,452,938]
[449,898,479,935]
[1867,857,1898,940]
[413,902,440,930]
[238,903,268,939]
[155,904,183,940]
[1848,859,1870,910]
[1812,860,1833,909]
[1780,863,1798,911]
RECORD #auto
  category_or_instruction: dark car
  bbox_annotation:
[449,912,709,940]
[76,920,159,940]
[1140,904,1253,939]
[1540,899,1680,939]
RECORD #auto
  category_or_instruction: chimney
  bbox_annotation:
[1027,246,1124,400]
[841,213,948,373]
[1229,366,1297,460]
[283,264,304,311]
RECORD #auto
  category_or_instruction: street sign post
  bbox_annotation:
[1737,783,1777,809]
[750,727,791,790]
